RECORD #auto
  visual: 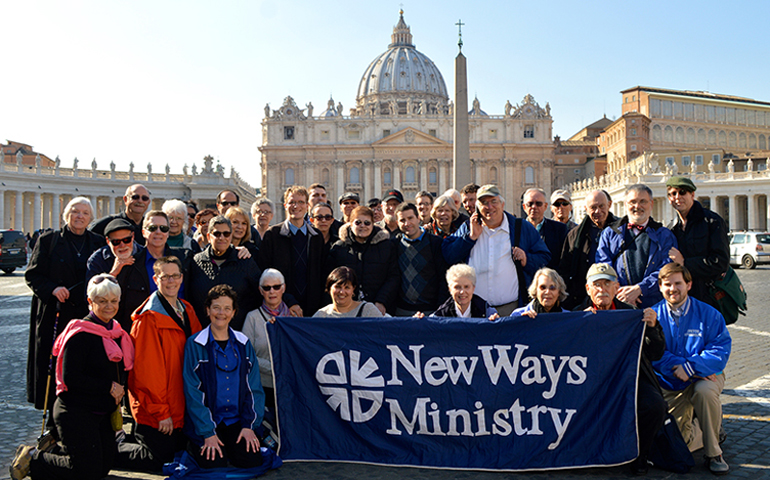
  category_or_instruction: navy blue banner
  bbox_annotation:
[267,311,644,471]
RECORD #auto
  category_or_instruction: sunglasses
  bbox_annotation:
[210,230,232,238]
[260,284,283,291]
[108,236,133,246]
[667,189,690,197]
[130,195,150,202]
[92,275,118,285]
[553,201,571,207]
[313,214,334,221]
[145,224,170,233]
[353,219,372,226]
[525,201,545,208]
[218,201,238,207]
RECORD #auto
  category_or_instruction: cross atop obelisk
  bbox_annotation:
[453,19,471,189]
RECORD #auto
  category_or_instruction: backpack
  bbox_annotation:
[709,266,747,325]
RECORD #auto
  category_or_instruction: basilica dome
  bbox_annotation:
[355,11,449,116]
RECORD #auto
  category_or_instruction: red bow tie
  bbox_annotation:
[627,223,645,231]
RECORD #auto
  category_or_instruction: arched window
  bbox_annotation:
[405,166,416,183]
[525,166,535,184]
[686,128,695,144]
[652,125,662,142]
[489,166,498,183]
[749,133,757,149]
[664,126,673,143]
[718,130,727,146]
[675,127,685,144]
[383,168,392,185]
[739,132,747,148]
[322,168,330,185]
[285,168,295,185]
[708,130,716,146]
[349,166,360,183]
[697,129,706,145]
[429,167,437,184]
[759,134,767,150]
[729,131,737,148]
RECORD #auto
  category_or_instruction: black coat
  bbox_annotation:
[89,211,146,246]
[25,228,105,409]
[257,220,326,315]
[558,213,618,310]
[191,246,262,330]
[326,224,400,312]
[667,201,729,308]
[433,294,492,318]
[537,217,569,270]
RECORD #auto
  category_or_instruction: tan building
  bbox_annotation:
[259,11,557,219]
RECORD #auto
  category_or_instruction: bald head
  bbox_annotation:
[585,190,611,229]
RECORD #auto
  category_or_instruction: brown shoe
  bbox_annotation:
[9,445,34,480]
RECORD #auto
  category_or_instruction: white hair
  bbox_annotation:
[162,199,188,231]
[446,263,476,286]
[251,197,275,217]
[260,268,285,286]
[87,274,121,301]
[62,196,94,225]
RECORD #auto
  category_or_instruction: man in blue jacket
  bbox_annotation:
[652,263,731,475]
[442,185,550,316]
[596,184,677,308]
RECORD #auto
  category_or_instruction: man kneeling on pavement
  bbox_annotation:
[579,263,667,475]
[652,263,732,475]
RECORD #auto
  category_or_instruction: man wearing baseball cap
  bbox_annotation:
[665,176,729,309]
[550,189,577,230]
[442,184,550,316]
[338,192,360,223]
[377,189,404,238]
[580,262,667,475]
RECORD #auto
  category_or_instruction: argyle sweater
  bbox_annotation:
[395,232,448,312]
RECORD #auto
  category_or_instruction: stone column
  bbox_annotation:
[33,192,42,232]
[15,192,24,232]
[393,160,401,190]
[748,194,757,231]
[52,193,61,230]
[366,159,375,202]
[474,159,483,185]
[437,159,447,195]
[109,197,117,215]
[90,196,98,218]
[728,195,738,231]
[420,159,428,191]
[373,160,382,199]
[335,160,344,201]
[0,191,4,230]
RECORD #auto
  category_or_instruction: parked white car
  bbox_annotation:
[728,231,770,269]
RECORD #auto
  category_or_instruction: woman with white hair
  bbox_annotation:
[242,268,295,411]
[426,264,499,320]
[512,267,568,317]
[162,199,200,253]
[12,274,134,480]
[426,195,460,239]
[24,197,106,437]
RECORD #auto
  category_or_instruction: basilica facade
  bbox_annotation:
[259,12,556,219]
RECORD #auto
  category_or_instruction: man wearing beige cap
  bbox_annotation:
[579,262,667,475]
[550,189,577,230]
[443,184,550,316]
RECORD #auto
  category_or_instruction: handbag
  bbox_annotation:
[110,406,123,432]
[709,266,747,325]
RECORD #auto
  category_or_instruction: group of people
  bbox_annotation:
[10,175,733,478]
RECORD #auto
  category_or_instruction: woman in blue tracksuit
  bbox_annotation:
[183,284,265,469]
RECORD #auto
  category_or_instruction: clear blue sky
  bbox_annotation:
[4,0,769,190]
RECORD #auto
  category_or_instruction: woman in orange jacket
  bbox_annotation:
[115,256,202,473]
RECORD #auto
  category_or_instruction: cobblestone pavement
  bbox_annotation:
[2,268,769,480]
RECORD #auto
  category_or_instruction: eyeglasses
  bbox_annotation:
[667,189,690,198]
[108,236,133,246]
[313,214,334,221]
[260,284,283,291]
[210,230,232,238]
[145,224,170,233]
[130,195,150,202]
[525,201,545,208]
[92,275,118,285]
[353,219,372,226]
[288,200,307,206]
[158,273,182,282]
[188,213,196,219]
[256,210,272,216]
[218,201,238,207]
[553,201,571,207]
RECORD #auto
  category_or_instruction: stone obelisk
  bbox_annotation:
[453,20,471,189]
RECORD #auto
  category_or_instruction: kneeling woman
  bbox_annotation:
[183,285,264,469]
[512,267,568,317]
[12,274,134,480]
